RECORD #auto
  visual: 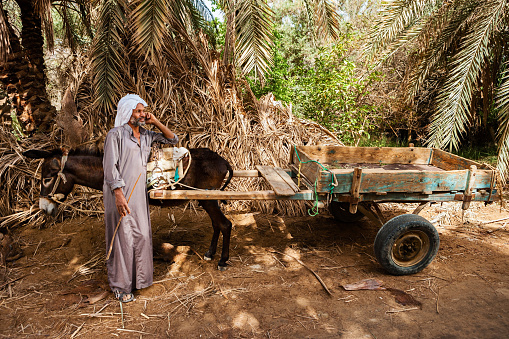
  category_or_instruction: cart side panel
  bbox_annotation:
[296,146,433,165]
[431,149,483,170]
[319,169,495,194]
[333,191,498,203]
[291,147,322,187]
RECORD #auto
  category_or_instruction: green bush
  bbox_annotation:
[250,35,381,145]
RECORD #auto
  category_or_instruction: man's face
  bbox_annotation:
[129,103,146,127]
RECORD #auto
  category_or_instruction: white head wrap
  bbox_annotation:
[114,94,148,127]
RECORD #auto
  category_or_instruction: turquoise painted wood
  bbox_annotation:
[318,170,493,194]
[330,191,497,203]
[292,145,498,204]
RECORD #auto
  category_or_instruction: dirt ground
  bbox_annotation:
[1,200,508,338]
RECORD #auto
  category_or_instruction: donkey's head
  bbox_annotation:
[23,149,76,216]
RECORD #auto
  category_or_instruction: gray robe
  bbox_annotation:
[103,124,178,293]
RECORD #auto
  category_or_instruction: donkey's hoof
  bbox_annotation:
[203,255,212,261]
[217,264,228,271]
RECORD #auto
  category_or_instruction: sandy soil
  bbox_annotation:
[1,200,508,338]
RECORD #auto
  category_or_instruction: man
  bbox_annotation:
[103,94,178,302]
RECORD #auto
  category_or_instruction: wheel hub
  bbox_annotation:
[391,231,430,267]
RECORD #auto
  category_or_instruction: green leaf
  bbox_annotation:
[131,0,170,60]
[235,0,275,80]
[90,0,128,115]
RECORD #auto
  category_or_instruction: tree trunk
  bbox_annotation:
[0,0,56,133]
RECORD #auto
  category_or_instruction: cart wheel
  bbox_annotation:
[374,214,439,275]
[329,202,364,222]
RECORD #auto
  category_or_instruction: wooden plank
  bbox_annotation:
[149,189,320,200]
[232,169,294,177]
[296,146,433,165]
[431,149,483,170]
[322,169,494,194]
[333,190,499,203]
[233,170,260,177]
[272,167,300,192]
[289,164,314,189]
[462,165,477,210]
[290,147,322,188]
[349,167,362,213]
[256,165,297,196]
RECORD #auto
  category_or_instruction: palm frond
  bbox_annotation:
[75,0,94,38]
[309,0,341,40]
[405,0,474,102]
[366,0,439,57]
[188,0,214,23]
[427,0,506,150]
[235,0,274,79]
[221,0,236,65]
[169,0,213,35]
[496,63,509,180]
[373,14,427,67]
[90,0,128,115]
[182,0,212,37]
[131,0,171,60]
[34,0,54,52]
[59,1,79,51]
[0,5,10,62]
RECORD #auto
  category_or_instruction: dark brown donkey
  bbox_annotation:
[23,148,234,270]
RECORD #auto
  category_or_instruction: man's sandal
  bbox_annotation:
[113,290,135,303]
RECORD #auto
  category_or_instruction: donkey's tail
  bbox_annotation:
[220,161,234,191]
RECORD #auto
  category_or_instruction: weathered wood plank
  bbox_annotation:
[256,165,297,196]
[289,164,315,189]
[232,169,294,177]
[462,165,477,210]
[332,190,499,203]
[295,146,433,165]
[291,147,322,189]
[318,169,495,194]
[233,170,260,177]
[149,189,319,200]
[272,167,300,192]
[431,149,483,170]
[349,167,362,213]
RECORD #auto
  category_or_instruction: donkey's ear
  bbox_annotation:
[23,150,53,159]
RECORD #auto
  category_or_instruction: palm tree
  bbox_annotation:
[0,0,92,133]
[90,0,341,115]
[366,0,509,178]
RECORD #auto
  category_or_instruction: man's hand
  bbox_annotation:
[144,112,159,125]
[114,188,130,217]
[145,112,176,140]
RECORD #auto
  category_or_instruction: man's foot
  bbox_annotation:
[113,290,135,303]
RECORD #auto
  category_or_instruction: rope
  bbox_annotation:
[293,145,337,216]
[49,152,69,198]
[147,153,193,192]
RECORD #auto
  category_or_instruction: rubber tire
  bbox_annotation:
[329,201,365,222]
[374,214,439,275]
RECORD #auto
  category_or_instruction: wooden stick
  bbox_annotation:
[70,322,85,339]
[385,307,419,314]
[116,329,152,335]
[0,274,29,290]
[269,249,332,296]
[106,173,142,261]
[436,287,440,314]
[480,216,509,225]
[487,222,507,234]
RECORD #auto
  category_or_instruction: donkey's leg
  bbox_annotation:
[200,200,232,270]
[200,200,220,261]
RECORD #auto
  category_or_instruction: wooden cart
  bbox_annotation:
[150,145,500,275]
